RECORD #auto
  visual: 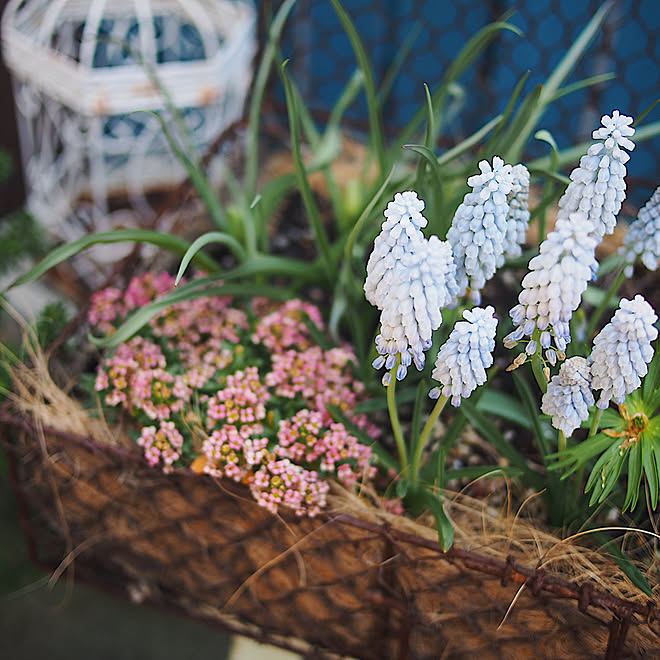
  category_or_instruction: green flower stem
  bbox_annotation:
[411,394,448,484]
[571,408,604,504]
[558,430,567,452]
[526,329,549,394]
[531,354,548,394]
[589,407,604,437]
[386,361,408,473]
[586,267,626,339]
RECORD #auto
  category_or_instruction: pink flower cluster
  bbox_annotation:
[206,367,269,427]
[267,346,360,408]
[90,273,379,518]
[252,299,325,353]
[95,336,191,419]
[202,424,269,481]
[138,421,184,473]
[251,457,330,517]
[276,409,376,488]
[88,273,177,334]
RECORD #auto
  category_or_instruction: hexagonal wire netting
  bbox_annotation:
[268,0,659,208]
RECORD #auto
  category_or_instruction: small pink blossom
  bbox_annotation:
[250,457,330,517]
[202,424,269,481]
[138,420,184,472]
[206,367,269,428]
[88,287,125,333]
[252,299,325,353]
[125,272,177,310]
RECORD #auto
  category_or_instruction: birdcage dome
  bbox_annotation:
[2,0,256,281]
[2,0,255,115]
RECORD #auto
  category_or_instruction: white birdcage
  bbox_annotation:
[2,0,256,277]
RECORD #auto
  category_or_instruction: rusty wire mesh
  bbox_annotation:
[2,413,659,660]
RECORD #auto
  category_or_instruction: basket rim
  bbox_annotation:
[1,400,657,640]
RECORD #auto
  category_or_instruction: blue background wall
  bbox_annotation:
[276,0,659,208]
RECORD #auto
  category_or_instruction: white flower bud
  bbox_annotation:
[448,157,514,303]
[365,191,427,309]
[541,356,594,436]
[504,212,599,360]
[619,186,660,277]
[556,110,634,240]
[589,295,658,409]
[430,306,498,406]
[374,235,458,382]
[503,164,531,260]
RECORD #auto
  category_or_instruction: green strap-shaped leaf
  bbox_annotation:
[245,0,297,198]
[512,371,551,460]
[482,71,530,156]
[477,388,532,430]
[8,229,222,290]
[280,61,334,279]
[623,443,643,512]
[419,488,455,551]
[396,17,520,150]
[550,73,615,103]
[585,442,624,505]
[642,436,659,509]
[343,165,396,260]
[642,340,660,409]
[633,98,660,127]
[529,120,660,172]
[376,22,421,109]
[436,114,503,169]
[147,110,226,230]
[548,432,614,477]
[175,232,247,284]
[506,1,614,160]
[329,0,387,174]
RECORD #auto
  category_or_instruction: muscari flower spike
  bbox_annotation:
[365,190,427,310]
[556,110,635,240]
[541,356,594,437]
[503,164,531,260]
[620,186,660,277]
[504,211,599,363]
[373,234,458,384]
[589,295,658,409]
[429,306,498,406]
[447,156,514,304]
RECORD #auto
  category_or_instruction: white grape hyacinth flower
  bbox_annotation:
[373,235,458,384]
[430,306,498,406]
[504,211,599,363]
[503,164,531,260]
[556,110,635,241]
[589,295,658,409]
[541,356,594,436]
[364,191,427,310]
[447,157,514,304]
[619,186,660,277]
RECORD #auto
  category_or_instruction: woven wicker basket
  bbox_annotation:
[3,408,659,660]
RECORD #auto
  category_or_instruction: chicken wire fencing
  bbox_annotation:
[266,0,659,208]
[4,421,658,660]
